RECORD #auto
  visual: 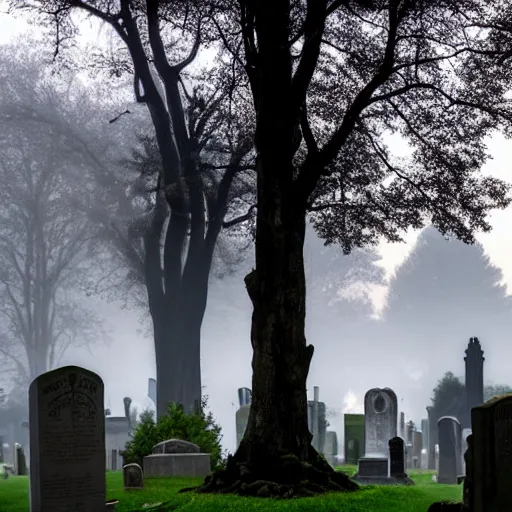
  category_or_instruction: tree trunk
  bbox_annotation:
[153,312,202,418]
[186,1,359,497]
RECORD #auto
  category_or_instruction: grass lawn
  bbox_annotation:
[0,466,462,512]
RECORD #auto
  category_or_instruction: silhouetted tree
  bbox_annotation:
[8,3,256,418]
[0,43,107,386]
[431,371,466,423]
[189,0,510,495]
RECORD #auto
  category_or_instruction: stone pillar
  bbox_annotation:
[312,386,319,452]
[399,412,405,439]
[427,406,437,469]
[464,337,484,429]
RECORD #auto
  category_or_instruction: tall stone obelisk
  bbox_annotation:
[464,337,484,429]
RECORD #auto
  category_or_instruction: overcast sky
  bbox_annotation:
[2,10,512,453]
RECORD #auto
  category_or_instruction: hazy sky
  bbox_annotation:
[2,10,512,453]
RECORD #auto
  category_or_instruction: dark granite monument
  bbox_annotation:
[389,436,414,485]
[437,416,462,484]
[464,337,484,429]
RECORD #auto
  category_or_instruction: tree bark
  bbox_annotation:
[188,1,359,497]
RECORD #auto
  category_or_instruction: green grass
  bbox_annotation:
[0,467,462,512]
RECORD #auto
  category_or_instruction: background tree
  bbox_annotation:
[381,225,512,360]
[0,47,107,389]
[484,384,512,401]
[431,371,466,423]
[11,0,256,418]
[304,224,385,324]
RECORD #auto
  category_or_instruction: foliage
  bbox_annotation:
[383,226,512,326]
[430,372,466,422]
[121,397,225,471]
[483,384,512,402]
[0,40,109,383]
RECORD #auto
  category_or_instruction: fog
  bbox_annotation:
[2,9,512,457]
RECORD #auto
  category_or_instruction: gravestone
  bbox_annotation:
[16,445,27,476]
[238,387,252,406]
[147,378,157,406]
[29,365,105,512]
[471,393,512,512]
[420,448,428,470]
[344,414,365,464]
[143,438,210,478]
[437,416,462,484]
[413,431,423,468]
[152,439,200,454]
[464,337,484,429]
[461,428,471,475]
[236,404,251,449]
[421,418,429,465]
[389,437,406,477]
[434,444,439,477]
[353,388,398,484]
[406,443,413,469]
[323,430,338,467]
[399,412,405,439]
[123,463,143,489]
[427,406,437,469]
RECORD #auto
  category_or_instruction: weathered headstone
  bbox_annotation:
[123,463,143,489]
[29,365,105,512]
[420,448,428,470]
[471,393,512,512]
[344,413,365,465]
[437,416,462,484]
[236,404,250,449]
[152,439,200,454]
[421,417,429,465]
[143,438,210,478]
[413,431,423,468]
[399,412,405,439]
[389,436,406,477]
[406,443,413,469]
[434,444,439,477]
[322,430,338,467]
[427,405,438,469]
[238,387,252,406]
[353,388,398,484]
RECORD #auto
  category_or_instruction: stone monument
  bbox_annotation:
[29,365,105,512]
[471,393,512,512]
[437,416,462,484]
[353,387,397,484]
[123,463,143,489]
[464,337,484,429]
[344,413,364,465]
[143,438,210,478]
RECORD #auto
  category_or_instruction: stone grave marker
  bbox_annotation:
[344,413,365,464]
[123,463,144,489]
[389,436,406,477]
[437,416,462,484]
[353,387,397,484]
[471,393,512,512]
[29,365,105,512]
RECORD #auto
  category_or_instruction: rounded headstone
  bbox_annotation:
[152,439,200,454]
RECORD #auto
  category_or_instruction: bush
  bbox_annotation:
[121,396,225,471]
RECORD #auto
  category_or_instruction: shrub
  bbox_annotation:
[121,396,225,471]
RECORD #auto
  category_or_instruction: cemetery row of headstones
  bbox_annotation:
[27,365,211,512]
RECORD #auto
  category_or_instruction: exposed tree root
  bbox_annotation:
[180,452,359,498]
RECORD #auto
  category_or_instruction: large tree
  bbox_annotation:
[0,45,106,387]
[381,226,512,355]
[15,0,512,496]
[8,3,256,418]
[194,0,511,495]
